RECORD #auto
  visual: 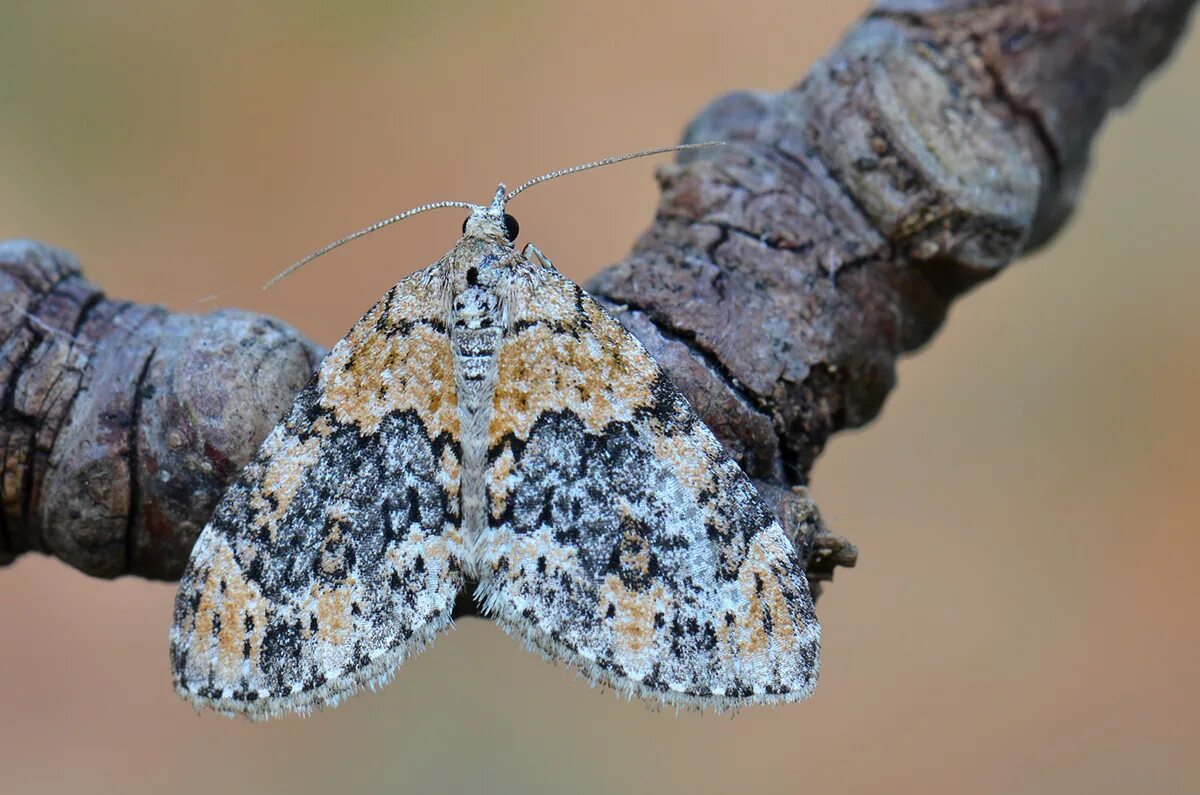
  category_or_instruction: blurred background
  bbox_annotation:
[1,2,1197,793]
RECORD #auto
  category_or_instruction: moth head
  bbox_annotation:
[460,185,520,243]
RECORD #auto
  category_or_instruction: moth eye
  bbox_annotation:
[462,216,470,234]
[503,213,520,242]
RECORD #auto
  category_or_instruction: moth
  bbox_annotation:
[170,145,820,718]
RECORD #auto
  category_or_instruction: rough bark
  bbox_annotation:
[1,0,1194,589]
[0,241,322,579]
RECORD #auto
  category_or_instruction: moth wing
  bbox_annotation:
[476,258,819,708]
[171,264,465,718]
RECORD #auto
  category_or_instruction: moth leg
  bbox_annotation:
[521,242,554,270]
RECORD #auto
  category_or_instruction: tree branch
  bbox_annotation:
[1,1,1193,590]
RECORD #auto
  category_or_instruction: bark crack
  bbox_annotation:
[124,351,155,571]
[613,296,772,416]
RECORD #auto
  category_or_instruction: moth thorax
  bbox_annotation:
[452,286,499,329]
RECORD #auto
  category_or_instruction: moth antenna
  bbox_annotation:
[504,141,726,202]
[265,199,479,288]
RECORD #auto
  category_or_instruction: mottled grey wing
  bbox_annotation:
[475,263,819,710]
[170,268,466,719]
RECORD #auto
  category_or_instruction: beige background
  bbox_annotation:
[1,2,1197,793]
